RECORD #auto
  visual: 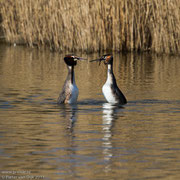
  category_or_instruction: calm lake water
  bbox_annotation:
[0,44,180,180]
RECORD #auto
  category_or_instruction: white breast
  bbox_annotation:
[68,83,79,104]
[102,81,117,104]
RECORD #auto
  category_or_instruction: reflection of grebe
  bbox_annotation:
[59,104,77,132]
[68,104,77,131]
[102,103,116,171]
[91,55,127,105]
[57,55,86,104]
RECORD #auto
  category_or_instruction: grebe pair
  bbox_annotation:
[57,54,127,105]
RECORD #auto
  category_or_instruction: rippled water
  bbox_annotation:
[0,44,180,180]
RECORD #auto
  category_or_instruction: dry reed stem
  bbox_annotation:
[0,0,180,54]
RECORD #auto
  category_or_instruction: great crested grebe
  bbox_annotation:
[57,55,85,104]
[91,54,127,105]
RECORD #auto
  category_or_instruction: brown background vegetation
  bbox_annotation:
[0,0,180,54]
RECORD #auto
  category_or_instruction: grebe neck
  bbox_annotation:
[68,66,75,84]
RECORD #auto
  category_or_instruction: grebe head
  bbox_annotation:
[90,54,113,65]
[64,55,86,66]
[102,54,113,65]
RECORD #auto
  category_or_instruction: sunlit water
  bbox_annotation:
[0,44,180,180]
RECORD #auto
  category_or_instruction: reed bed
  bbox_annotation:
[0,0,180,54]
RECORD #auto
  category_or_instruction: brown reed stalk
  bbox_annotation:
[0,0,180,54]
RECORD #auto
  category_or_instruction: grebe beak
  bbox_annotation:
[75,57,87,61]
[90,58,105,65]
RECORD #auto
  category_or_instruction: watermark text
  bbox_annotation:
[1,170,45,179]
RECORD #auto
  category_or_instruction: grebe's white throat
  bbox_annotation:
[67,66,79,104]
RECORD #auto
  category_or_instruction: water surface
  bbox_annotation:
[0,45,180,180]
